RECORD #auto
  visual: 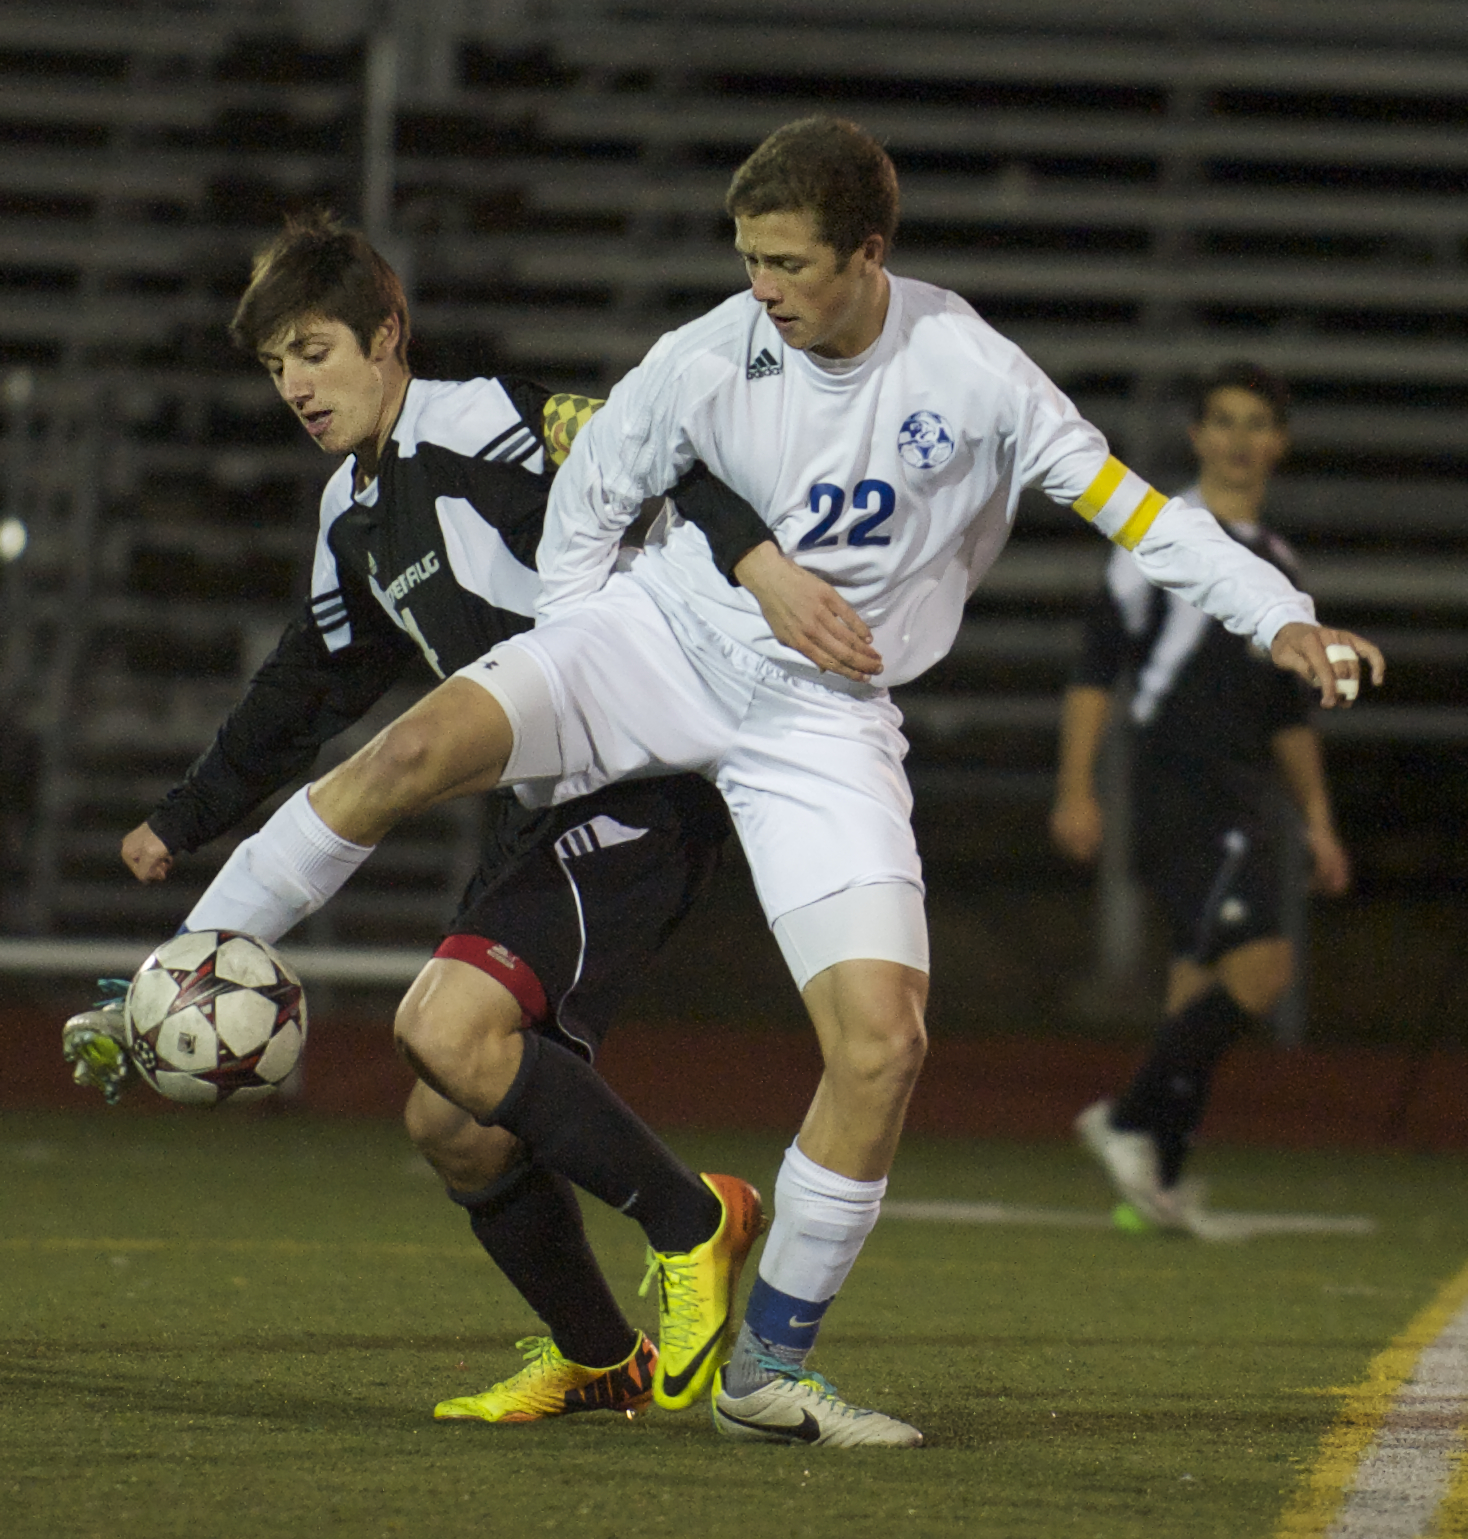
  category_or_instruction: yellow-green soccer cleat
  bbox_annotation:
[61,981,134,1106]
[639,1172,765,1412]
[432,1332,657,1424]
[711,1363,924,1448]
[1112,1201,1155,1233]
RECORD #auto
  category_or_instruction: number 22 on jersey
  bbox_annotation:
[797,479,896,551]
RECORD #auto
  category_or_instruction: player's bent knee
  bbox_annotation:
[805,960,928,1096]
[402,1082,522,1188]
[393,989,472,1103]
[1231,968,1293,1017]
[331,681,514,830]
[402,1078,461,1149]
[1220,937,1294,1016]
[394,960,529,1115]
[844,1013,927,1090]
[362,716,458,805]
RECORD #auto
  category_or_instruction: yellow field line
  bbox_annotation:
[1275,1255,1468,1538]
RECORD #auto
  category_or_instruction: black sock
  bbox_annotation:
[1111,986,1254,1188]
[480,1031,721,1254]
[450,1159,638,1369]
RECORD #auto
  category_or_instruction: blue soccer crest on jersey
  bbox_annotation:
[897,410,955,469]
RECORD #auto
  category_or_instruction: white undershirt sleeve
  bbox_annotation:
[535,334,700,622]
[534,421,644,622]
[1127,498,1316,650]
[1013,382,1316,652]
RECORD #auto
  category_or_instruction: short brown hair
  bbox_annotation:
[230,212,410,363]
[725,116,899,262]
[1191,361,1290,428]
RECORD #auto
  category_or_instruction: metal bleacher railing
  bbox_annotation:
[0,0,1463,971]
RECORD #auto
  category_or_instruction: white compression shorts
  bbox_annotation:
[453,567,927,952]
[771,881,929,992]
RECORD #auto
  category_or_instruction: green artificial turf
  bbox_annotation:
[3,1110,1466,1538]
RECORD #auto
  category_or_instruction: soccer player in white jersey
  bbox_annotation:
[176,117,1382,1447]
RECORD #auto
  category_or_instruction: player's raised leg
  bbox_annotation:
[395,951,762,1412]
[185,674,516,944]
[714,887,927,1448]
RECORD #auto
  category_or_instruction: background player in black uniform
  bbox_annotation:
[69,214,774,1421]
[1051,363,1351,1233]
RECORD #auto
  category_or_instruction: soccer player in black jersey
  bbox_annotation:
[1053,363,1352,1234]
[68,214,775,1421]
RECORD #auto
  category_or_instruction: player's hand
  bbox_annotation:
[1269,624,1384,708]
[1306,823,1351,897]
[121,822,173,882]
[1050,790,1104,863]
[733,541,884,683]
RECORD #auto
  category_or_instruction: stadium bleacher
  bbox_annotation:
[0,0,1463,951]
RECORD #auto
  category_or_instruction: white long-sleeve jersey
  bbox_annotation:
[539,274,1315,688]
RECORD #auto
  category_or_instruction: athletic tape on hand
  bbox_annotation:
[1324,642,1360,700]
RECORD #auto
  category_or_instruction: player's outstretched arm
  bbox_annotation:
[183,675,514,945]
[1269,623,1385,708]
[1054,455,1388,703]
[733,541,884,683]
[129,605,415,885]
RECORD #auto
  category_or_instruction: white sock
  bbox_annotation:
[757,1140,887,1305]
[184,786,374,942]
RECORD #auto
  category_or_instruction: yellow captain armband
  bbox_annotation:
[1072,455,1170,551]
[542,393,605,467]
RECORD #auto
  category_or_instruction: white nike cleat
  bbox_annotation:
[711,1365,923,1448]
[1075,1099,1171,1225]
[1077,1102,1227,1237]
[1154,1177,1232,1241]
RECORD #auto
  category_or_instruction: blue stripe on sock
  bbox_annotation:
[743,1276,832,1353]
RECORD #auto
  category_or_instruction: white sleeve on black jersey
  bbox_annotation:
[310,458,358,651]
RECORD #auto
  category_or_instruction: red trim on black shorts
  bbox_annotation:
[434,934,550,1024]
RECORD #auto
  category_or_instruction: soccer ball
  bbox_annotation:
[124,930,307,1105]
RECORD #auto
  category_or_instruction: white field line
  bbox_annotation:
[883,1199,1377,1238]
[1278,1257,1468,1539]
[1325,1293,1468,1539]
[0,1236,470,1258]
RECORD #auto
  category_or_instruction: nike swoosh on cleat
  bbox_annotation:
[657,1322,726,1400]
[717,1406,821,1444]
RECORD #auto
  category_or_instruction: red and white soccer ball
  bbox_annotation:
[124,930,307,1105]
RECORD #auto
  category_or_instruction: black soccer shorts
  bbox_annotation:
[435,773,728,1062]
[1133,768,1287,965]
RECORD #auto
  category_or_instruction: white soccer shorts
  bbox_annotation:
[454,568,927,956]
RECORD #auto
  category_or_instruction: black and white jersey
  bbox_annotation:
[308,376,555,679]
[147,376,768,856]
[1074,490,1312,798]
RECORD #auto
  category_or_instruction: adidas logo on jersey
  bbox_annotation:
[746,348,782,380]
